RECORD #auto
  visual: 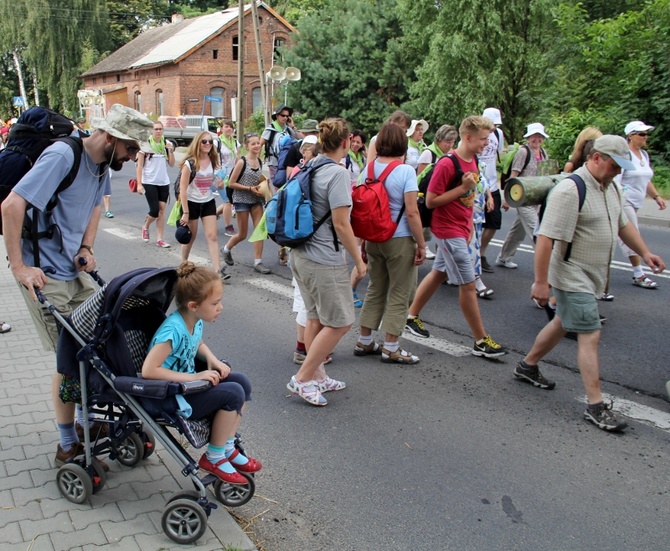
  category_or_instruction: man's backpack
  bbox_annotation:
[417,153,477,229]
[350,160,403,242]
[272,135,299,188]
[266,157,337,248]
[536,174,587,262]
[263,127,279,160]
[0,107,82,237]
[173,159,195,200]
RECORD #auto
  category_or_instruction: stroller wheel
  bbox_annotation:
[140,429,156,459]
[57,463,93,504]
[167,490,213,518]
[161,498,208,544]
[114,432,144,467]
[213,472,255,507]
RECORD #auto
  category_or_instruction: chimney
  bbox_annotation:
[171,14,184,24]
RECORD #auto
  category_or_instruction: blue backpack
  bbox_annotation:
[272,134,298,188]
[266,157,337,248]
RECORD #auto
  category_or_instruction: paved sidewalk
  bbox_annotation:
[0,240,255,551]
[637,195,670,228]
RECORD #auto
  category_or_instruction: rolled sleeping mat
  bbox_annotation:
[504,174,568,208]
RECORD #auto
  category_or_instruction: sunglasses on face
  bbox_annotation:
[201,139,214,144]
[277,113,289,118]
[635,133,649,137]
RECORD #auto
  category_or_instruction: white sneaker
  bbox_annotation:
[425,246,436,260]
[495,255,518,269]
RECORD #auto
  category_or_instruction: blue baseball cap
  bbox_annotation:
[175,223,192,245]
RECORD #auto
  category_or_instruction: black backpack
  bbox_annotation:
[173,159,196,200]
[418,153,478,228]
[535,174,587,262]
[0,107,95,266]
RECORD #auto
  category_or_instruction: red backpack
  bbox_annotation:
[350,160,403,242]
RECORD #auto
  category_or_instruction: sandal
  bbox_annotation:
[353,341,382,356]
[381,347,420,364]
[633,275,657,289]
[0,322,10,334]
[477,287,494,299]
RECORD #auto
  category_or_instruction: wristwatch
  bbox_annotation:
[79,244,94,255]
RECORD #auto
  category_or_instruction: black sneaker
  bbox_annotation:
[583,401,627,432]
[405,316,429,338]
[514,361,556,390]
[220,267,231,281]
[481,256,494,273]
[472,334,507,358]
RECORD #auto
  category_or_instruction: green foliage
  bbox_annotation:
[401,0,555,142]
[282,0,411,135]
[269,0,326,25]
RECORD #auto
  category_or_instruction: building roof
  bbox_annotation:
[81,2,294,78]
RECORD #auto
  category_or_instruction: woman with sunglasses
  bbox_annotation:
[178,131,226,278]
[617,121,666,289]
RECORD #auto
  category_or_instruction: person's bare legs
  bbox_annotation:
[201,215,220,271]
[180,219,199,261]
[576,331,602,404]
[524,316,567,365]
[295,318,350,382]
[459,281,487,340]
[52,373,76,425]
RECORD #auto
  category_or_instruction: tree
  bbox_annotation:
[282,0,412,134]
[398,0,555,141]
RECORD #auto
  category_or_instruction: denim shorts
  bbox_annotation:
[553,288,601,333]
[233,202,263,213]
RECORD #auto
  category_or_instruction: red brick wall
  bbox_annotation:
[86,7,292,121]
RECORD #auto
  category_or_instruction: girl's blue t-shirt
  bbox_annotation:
[149,311,202,373]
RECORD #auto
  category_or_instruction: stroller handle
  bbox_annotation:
[34,261,105,305]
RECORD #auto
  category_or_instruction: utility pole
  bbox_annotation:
[250,0,269,126]
[236,2,245,140]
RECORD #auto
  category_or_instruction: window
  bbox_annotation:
[232,36,238,61]
[274,38,285,63]
[116,74,121,82]
[134,91,142,112]
[210,87,224,117]
[155,89,164,116]
[252,87,262,113]
[213,49,218,60]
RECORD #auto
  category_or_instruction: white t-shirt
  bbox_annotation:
[142,153,170,186]
[186,163,216,203]
[479,128,504,191]
[406,145,420,170]
[617,149,653,210]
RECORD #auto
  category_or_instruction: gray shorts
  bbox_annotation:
[290,252,355,328]
[433,237,475,285]
[553,288,601,333]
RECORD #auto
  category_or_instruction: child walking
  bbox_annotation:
[141,262,262,484]
[221,132,271,274]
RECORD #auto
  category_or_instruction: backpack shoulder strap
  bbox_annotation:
[445,153,464,190]
[560,174,588,262]
[521,144,532,173]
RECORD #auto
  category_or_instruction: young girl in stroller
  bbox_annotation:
[141,261,262,485]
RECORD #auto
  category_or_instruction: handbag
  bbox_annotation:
[167,199,183,227]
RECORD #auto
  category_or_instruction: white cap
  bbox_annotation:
[523,122,549,139]
[407,119,429,136]
[624,120,654,136]
[302,135,318,145]
[482,107,502,125]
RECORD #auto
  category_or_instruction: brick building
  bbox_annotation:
[80,2,295,121]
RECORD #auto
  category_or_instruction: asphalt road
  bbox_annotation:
[95,163,670,551]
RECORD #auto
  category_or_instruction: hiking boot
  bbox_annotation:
[405,316,429,338]
[495,255,518,269]
[514,361,556,390]
[286,376,327,406]
[353,341,382,356]
[222,249,234,266]
[472,334,507,358]
[254,262,271,274]
[583,401,628,432]
[55,442,84,467]
[481,256,494,273]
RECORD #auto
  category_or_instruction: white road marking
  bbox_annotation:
[102,227,210,265]
[246,278,294,299]
[577,394,670,432]
[488,239,669,279]
[246,278,472,356]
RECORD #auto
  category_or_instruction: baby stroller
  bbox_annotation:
[42,266,256,544]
